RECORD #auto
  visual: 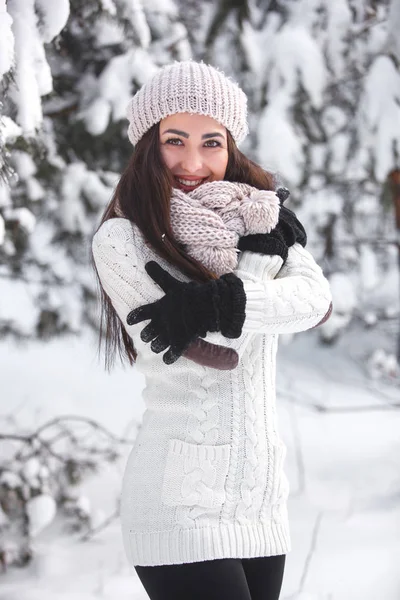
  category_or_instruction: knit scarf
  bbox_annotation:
[168,180,280,276]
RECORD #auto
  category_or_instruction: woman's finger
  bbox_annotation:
[127,303,155,325]
[145,261,178,293]
[151,335,169,354]
[163,339,191,365]
[140,322,159,343]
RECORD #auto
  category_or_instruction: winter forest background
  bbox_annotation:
[1,1,400,599]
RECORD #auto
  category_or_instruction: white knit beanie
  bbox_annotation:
[126,60,249,147]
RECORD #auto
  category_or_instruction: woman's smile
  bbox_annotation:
[174,175,210,192]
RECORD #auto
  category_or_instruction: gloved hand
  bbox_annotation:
[126,261,246,365]
[238,187,307,261]
[276,186,307,248]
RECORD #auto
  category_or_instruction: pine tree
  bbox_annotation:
[1,0,399,344]
[177,0,399,339]
[0,0,188,339]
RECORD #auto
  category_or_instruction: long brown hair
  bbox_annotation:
[94,123,276,369]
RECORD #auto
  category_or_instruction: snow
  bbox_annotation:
[358,55,400,182]
[0,116,22,142]
[0,330,399,598]
[34,0,70,43]
[387,0,400,61]
[359,244,379,292]
[0,213,5,245]
[118,0,151,49]
[302,189,344,228]
[3,0,68,134]
[0,471,23,488]
[21,458,42,481]
[269,24,326,110]
[327,132,349,176]
[80,49,158,136]
[0,0,14,78]
[7,0,43,132]
[321,106,347,137]
[318,273,357,342]
[60,163,114,233]
[325,0,352,77]
[4,207,36,234]
[256,16,327,185]
[258,101,304,187]
[367,349,400,380]
[26,494,57,537]
[93,18,124,47]
[100,0,117,16]
[0,278,40,336]
[11,151,36,180]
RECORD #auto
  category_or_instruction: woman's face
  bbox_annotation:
[159,112,229,192]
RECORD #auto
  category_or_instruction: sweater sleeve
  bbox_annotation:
[235,243,332,334]
[92,218,160,335]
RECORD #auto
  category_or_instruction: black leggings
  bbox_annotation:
[135,554,286,600]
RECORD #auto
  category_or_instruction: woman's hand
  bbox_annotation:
[126,261,246,365]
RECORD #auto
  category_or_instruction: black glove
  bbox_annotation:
[238,187,307,261]
[126,261,246,365]
[238,229,289,261]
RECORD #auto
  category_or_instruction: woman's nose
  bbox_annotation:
[179,149,204,173]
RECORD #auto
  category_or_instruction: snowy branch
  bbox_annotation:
[0,414,138,569]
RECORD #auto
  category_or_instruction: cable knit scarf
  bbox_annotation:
[168,180,280,276]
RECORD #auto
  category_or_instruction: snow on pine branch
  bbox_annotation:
[0,0,14,79]
[357,55,400,182]
[0,0,70,135]
[387,0,400,62]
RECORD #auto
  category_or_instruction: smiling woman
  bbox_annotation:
[159,113,229,192]
[91,60,332,600]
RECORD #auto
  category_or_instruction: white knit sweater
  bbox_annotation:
[92,217,332,567]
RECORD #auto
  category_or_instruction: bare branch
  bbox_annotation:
[79,503,120,542]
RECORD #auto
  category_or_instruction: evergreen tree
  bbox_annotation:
[0,0,399,345]
[0,0,188,339]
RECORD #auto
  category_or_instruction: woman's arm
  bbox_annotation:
[236,243,332,334]
[92,218,158,337]
[93,220,331,361]
[206,243,331,345]
[92,219,254,365]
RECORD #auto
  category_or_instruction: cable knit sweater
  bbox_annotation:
[92,217,332,567]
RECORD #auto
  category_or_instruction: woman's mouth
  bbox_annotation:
[174,176,209,191]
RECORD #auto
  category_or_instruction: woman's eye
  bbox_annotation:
[165,138,183,145]
[204,140,221,147]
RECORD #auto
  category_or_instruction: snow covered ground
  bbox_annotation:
[0,327,399,600]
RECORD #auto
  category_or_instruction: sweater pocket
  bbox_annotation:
[161,439,231,509]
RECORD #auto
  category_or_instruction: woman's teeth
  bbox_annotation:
[176,177,205,187]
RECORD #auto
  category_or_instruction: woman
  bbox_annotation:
[92,61,332,600]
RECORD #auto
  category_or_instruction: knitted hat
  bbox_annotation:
[126,60,249,147]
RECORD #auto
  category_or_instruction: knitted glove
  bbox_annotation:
[238,187,307,262]
[126,261,246,365]
[276,185,307,247]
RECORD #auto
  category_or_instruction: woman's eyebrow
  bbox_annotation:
[162,129,225,140]
[162,128,189,138]
[202,132,225,139]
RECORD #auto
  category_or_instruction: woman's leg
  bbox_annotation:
[241,554,286,600]
[135,558,252,600]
